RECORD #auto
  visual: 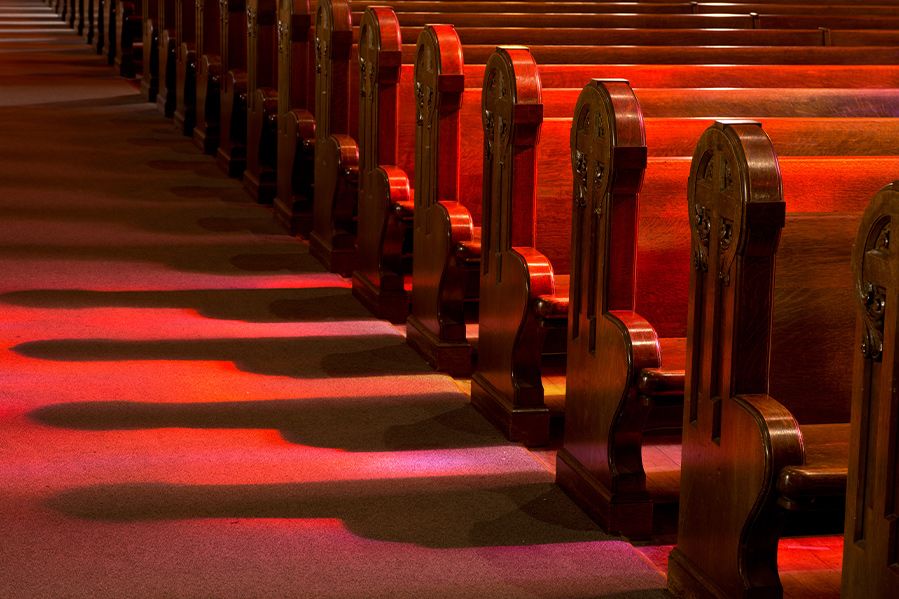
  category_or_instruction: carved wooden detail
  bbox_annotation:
[471,47,553,446]
[273,0,313,234]
[309,0,357,275]
[843,183,899,598]
[555,79,657,537]
[404,24,472,375]
[351,7,409,322]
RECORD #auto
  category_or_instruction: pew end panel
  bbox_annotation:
[174,39,199,134]
[216,66,248,176]
[842,183,899,599]
[243,0,279,203]
[556,79,692,539]
[352,165,412,324]
[214,0,249,176]
[155,0,177,117]
[668,120,859,598]
[471,46,562,447]
[140,0,159,101]
[405,24,477,376]
[273,0,313,233]
[274,107,316,235]
[668,120,788,599]
[194,51,222,153]
[171,0,198,133]
[191,0,221,151]
[309,0,356,275]
[351,7,409,322]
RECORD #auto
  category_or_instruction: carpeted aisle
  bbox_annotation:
[0,1,670,597]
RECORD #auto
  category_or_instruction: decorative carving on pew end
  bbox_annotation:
[193,53,222,154]
[273,0,313,235]
[842,183,899,599]
[667,121,793,599]
[174,42,199,135]
[351,7,409,323]
[405,24,472,376]
[555,79,663,538]
[243,0,279,204]
[309,0,356,275]
[471,47,553,447]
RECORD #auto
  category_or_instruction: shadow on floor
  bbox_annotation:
[29,394,505,451]
[0,242,318,274]
[13,335,433,378]
[1,287,367,322]
[44,474,616,548]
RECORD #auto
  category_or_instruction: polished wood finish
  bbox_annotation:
[242,0,279,202]
[470,47,568,447]
[172,0,197,133]
[667,120,869,597]
[350,7,409,321]
[192,0,222,153]
[842,184,899,599]
[308,0,356,275]
[272,0,315,235]
[155,0,176,116]
[113,0,142,78]
[214,0,248,176]
[139,0,159,100]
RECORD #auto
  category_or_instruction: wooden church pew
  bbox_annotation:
[241,0,278,202]
[309,1,898,277]
[558,82,899,541]
[272,0,314,234]
[171,0,197,133]
[214,0,248,176]
[351,20,899,330]
[404,31,899,381]
[139,0,158,100]
[842,183,899,599]
[666,119,870,598]
[192,0,222,153]
[154,0,176,115]
[157,0,192,119]
[113,0,142,78]
[472,45,899,450]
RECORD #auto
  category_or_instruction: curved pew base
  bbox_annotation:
[471,374,551,447]
[352,273,408,325]
[405,314,473,378]
[668,548,743,599]
[193,127,218,155]
[273,197,312,237]
[309,233,354,278]
[139,77,157,104]
[216,147,246,179]
[555,447,654,539]
[243,170,276,204]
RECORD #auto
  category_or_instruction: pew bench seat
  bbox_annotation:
[534,276,570,320]
[638,337,686,404]
[778,422,849,510]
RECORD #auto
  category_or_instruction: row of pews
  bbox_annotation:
[50,0,899,596]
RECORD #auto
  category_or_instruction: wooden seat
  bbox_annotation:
[842,184,899,598]
[778,423,849,506]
